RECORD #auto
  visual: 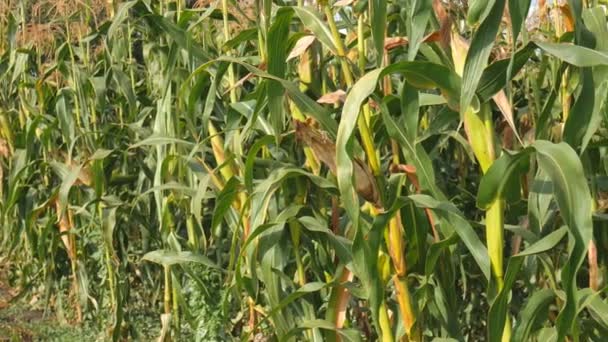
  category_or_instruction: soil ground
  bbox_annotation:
[0,264,95,342]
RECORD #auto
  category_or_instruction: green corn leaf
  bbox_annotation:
[129,135,194,149]
[370,0,387,65]
[406,0,432,61]
[211,177,240,233]
[206,56,339,135]
[535,42,608,67]
[467,0,496,26]
[409,194,491,280]
[508,0,531,47]
[223,28,258,51]
[488,227,568,341]
[400,82,420,155]
[292,7,338,55]
[512,289,556,341]
[477,43,535,102]
[298,216,352,264]
[244,135,275,192]
[282,319,363,342]
[478,141,593,340]
[242,282,333,341]
[563,69,595,149]
[461,0,505,115]
[251,166,336,229]
[266,8,294,138]
[52,161,82,219]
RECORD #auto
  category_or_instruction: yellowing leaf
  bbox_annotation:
[0,139,9,158]
[450,31,469,76]
[333,0,353,7]
[558,3,575,32]
[492,90,522,144]
[287,35,316,61]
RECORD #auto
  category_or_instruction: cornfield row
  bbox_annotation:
[1,0,608,341]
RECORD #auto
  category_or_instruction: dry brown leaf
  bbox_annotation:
[368,99,380,111]
[384,36,409,51]
[432,0,451,49]
[0,139,9,158]
[558,3,575,32]
[383,31,444,52]
[539,0,547,21]
[502,4,512,27]
[589,240,598,291]
[294,119,337,173]
[334,269,354,330]
[294,119,380,206]
[316,89,347,104]
[65,160,92,187]
[432,0,448,23]
[492,90,522,145]
[422,31,442,44]
[54,198,75,262]
[287,35,316,61]
[77,166,93,187]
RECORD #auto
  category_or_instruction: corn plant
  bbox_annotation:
[1,0,608,341]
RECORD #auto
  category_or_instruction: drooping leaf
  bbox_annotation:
[535,42,608,67]
[286,35,316,61]
[142,250,220,269]
[292,7,338,55]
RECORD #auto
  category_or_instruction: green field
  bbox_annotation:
[1,0,608,341]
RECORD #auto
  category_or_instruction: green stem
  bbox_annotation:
[172,273,180,337]
[100,203,117,310]
[222,0,237,103]
[465,103,510,341]
[289,220,307,286]
[164,265,172,315]
[186,216,200,251]
[378,301,395,342]
[323,3,380,175]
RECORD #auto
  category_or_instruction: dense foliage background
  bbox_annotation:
[1,0,608,341]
